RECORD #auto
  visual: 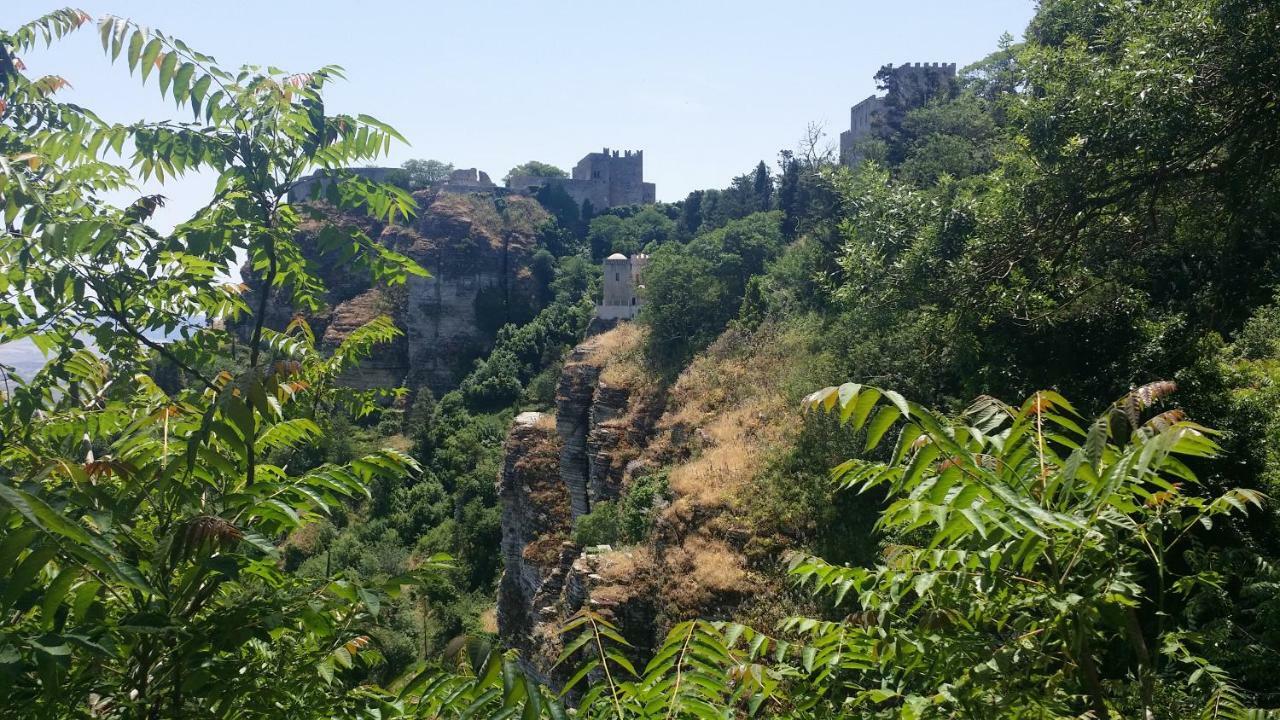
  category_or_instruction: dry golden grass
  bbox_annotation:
[381,434,414,453]
[666,438,759,518]
[581,323,660,414]
[478,606,499,634]
[657,328,800,528]
[591,547,658,606]
[577,319,833,618]
[662,536,750,610]
[584,322,645,365]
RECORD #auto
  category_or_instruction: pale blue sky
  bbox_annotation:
[4,0,1036,230]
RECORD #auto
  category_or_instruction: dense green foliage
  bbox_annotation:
[280,231,599,669]
[0,10,437,715]
[586,207,676,260]
[5,0,1280,717]
[642,211,784,372]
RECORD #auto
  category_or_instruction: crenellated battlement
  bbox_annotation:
[884,61,958,72]
[840,60,958,167]
[508,147,655,210]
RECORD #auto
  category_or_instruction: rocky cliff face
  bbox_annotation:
[243,190,549,394]
[495,411,573,684]
[495,322,802,684]
[496,326,663,682]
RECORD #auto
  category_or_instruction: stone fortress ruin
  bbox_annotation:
[507,148,656,210]
[443,167,496,191]
[840,61,957,167]
[596,252,649,321]
[289,148,655,211]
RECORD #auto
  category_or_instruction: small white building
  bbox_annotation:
[596,253,649,320]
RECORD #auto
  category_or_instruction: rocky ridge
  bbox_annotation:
[244,189,550,393]
[495,322,810,684]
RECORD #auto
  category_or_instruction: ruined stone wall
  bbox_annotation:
[442,167,496,190]
[287,167,401,203]
[507,176,610,211]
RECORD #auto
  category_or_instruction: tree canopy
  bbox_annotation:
[400,158,454,188]
[504,160,567,182]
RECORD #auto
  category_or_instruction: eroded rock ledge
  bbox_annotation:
[496,322,805,686]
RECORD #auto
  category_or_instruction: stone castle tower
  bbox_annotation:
[840,62,957,167]
[571,149,656,207]
[596,252,649,320]
[508,148,656,210]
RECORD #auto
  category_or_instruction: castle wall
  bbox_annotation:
[511,147,653,210]
[289,149,653,210]
[288,167,400,203]
[840,62,957,168]
[840,95,883,167]
[509,176,611,211]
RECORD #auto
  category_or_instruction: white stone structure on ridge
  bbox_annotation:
[596,252,649,320]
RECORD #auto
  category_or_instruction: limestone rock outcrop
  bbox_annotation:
[497,326,664,683]
[495,323,810,687]
[239,190,549,394]
[496,411,572,683]
[496,327,665,681]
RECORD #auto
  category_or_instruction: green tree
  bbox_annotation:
[587,214,634,260]
[677,189,704,238]
[642,212,783,372]
[873,63,960,165]
[751,160,773,210]
[0,11,441,716]
[625,206,676,248]
[640,250,722,372]
[401,158,454,188]
[534,183,585,241]
[894,92,1000,186]
[504,160,567,182]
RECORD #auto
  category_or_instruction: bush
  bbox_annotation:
[573,501,621,547]
[642,212,784,373]
[619,473,669,543]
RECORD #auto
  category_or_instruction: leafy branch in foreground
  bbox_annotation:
[782,381,1267,718]
[1,9,442,717]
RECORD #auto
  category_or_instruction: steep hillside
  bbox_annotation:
[496,318,849,683]
[242,190,551,392]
